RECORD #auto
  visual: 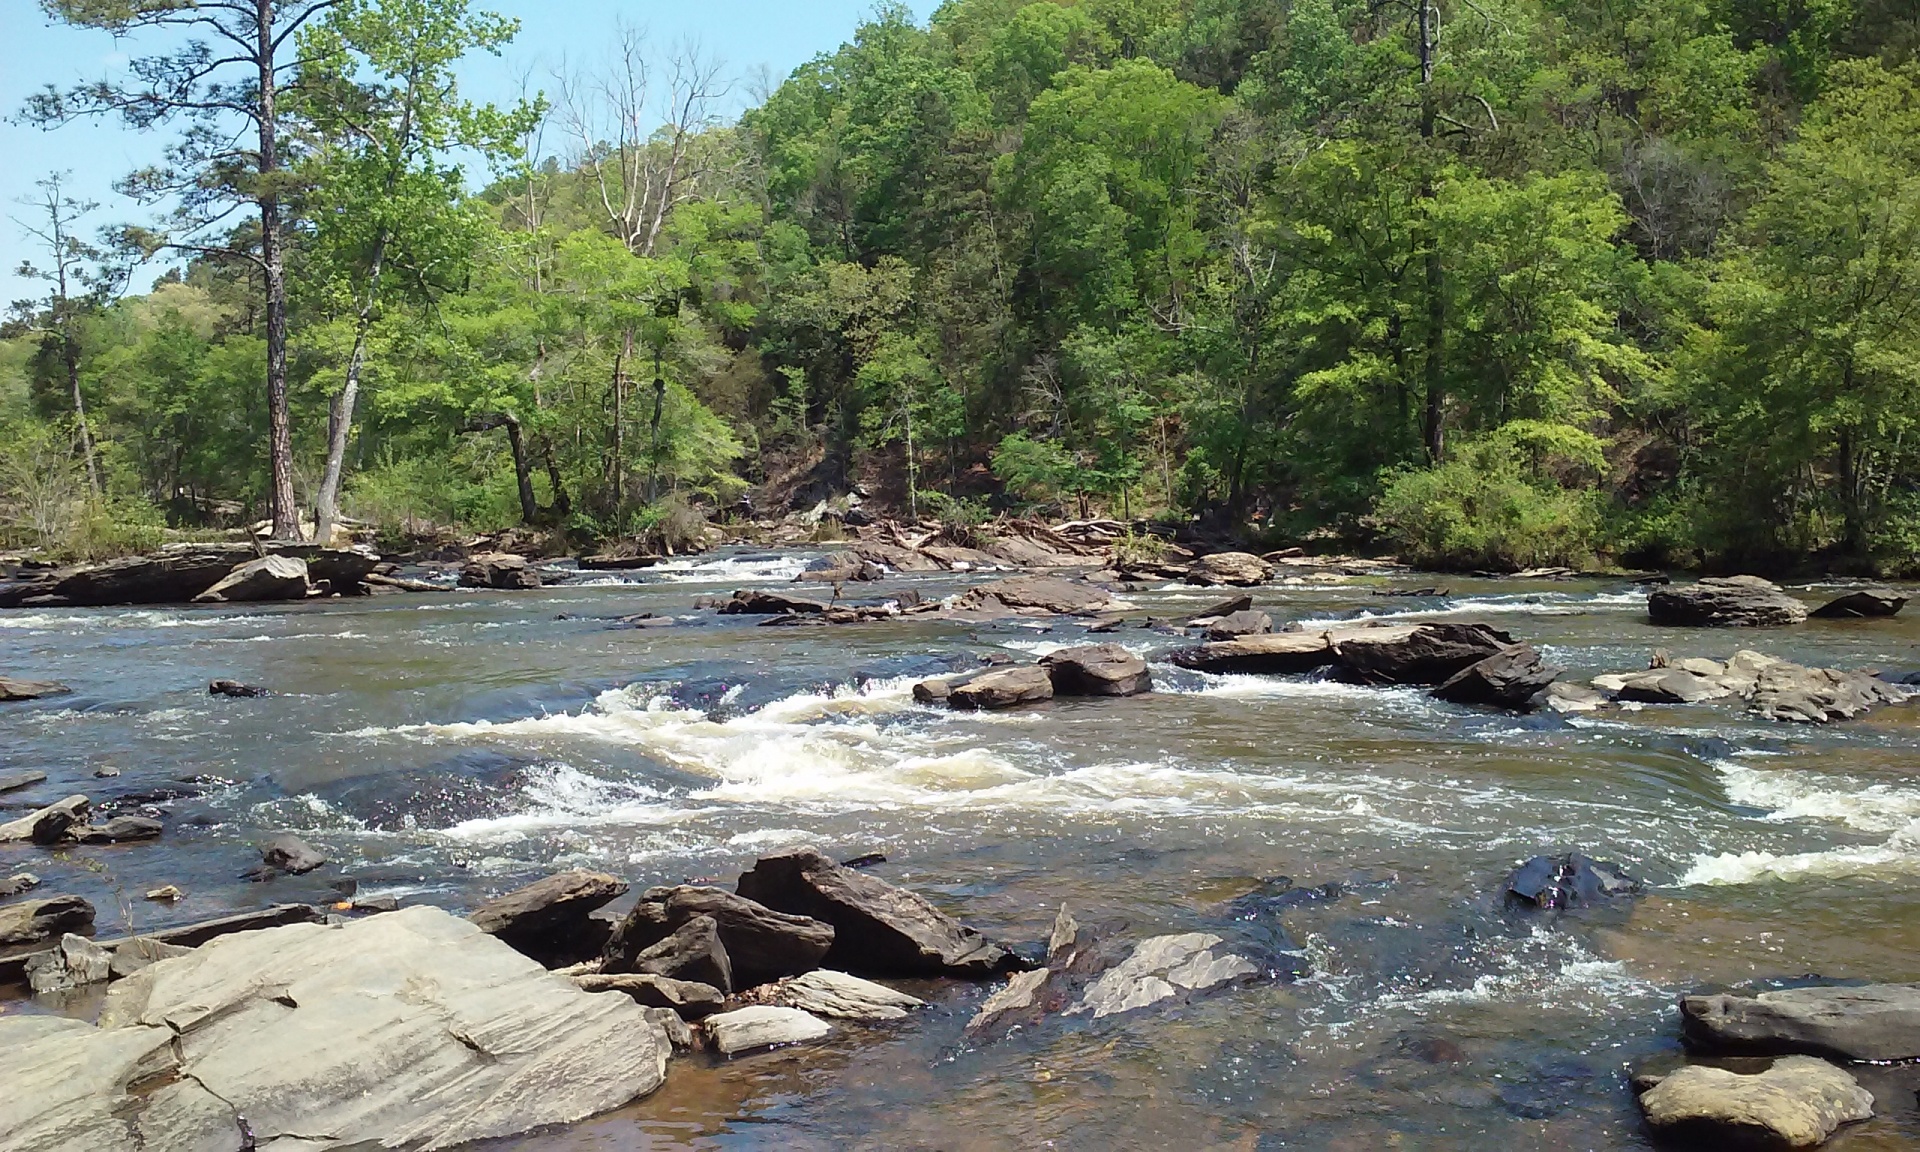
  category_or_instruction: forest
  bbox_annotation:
[3,0,1919,574]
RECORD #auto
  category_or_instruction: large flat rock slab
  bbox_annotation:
[1682,983,1920,1061]
[0,905,669,1151]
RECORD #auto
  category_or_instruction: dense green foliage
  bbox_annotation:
[6,0,1920,570]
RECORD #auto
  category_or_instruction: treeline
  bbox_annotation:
[4,0,1919,572]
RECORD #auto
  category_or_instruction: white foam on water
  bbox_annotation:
[646,554,812,584]
[1678,758,1920,885]
[1292,590,1647,630]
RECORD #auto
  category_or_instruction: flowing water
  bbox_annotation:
[4,555,1919,1149]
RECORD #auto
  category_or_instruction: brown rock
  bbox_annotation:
[1432,644,1559,709]
[1205,609,1272,639]
[953,576,1112,615]
[469,870,629,965]
[948,665,1055,710]
[459,551,541,590]
[0,795,90,845]
[0,679,70,703]
[1649,576,1809,627]
[630,914,734,993]
[192,555,310,603]
[604,885,834,988]
[1168,631,1342,675]
[1040,644,1151,697]
[574,972,726,1017]
[0,895,95,945]
[1333,623,1514,686]
[1811,588,1906,619]
[1186,552,1274,587]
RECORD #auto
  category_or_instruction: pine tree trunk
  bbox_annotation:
[258,0,299,540]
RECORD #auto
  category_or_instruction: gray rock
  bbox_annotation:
[208,679,270,698]
[1041,643,1152,697]
[192,554,310,603]
[1168,630,1343,675]
[25,933,112,993]
[1205,609,1272,639]
[604,885,833,988]
[643,1005,696,1051]
[258,832,328,875]
[1649,576,1810,627]
[1186,552,1274,587]
[0,905,668,1151]
[792,551,883,583]
[630,914,734,992]
[1,872,43,899]
[469,870,628,963]
[1638,1056,1872,1149]
[1810,588,1906,618]
[764,969,925,1020]
[1751,662,1912,723]
[703,1005,831,1055]
[1187,595,1254,622]
[0,895,95,945]
[0,770,47,793]
[0,795,90,845]
[719,589,830,615]
[953,575,1113,615]
[73,815,163,844]
[1432,643,1559,709]
[968,968,1053,1032]
[1066,932,1257,1019]
[1543,682,1608,714]
[107,937,190,980]
[575,972,726,1017]
[1682,983,1920,1061]
[460,551,542,589]
[1613,668,1734,704]
[0,679,71,702]
[1506,853,1639,909]
[949,665,1054,710]
[737,845,1009,977]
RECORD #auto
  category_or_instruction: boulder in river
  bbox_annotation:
[255,831,328,876]
[24,933,112,994]
[1637,1056,1872,1150]
[0,905,670,1151]
[1607,667,1736,704]
[629,913,735,992]
[1168,631,1342,675]
[470,870,630,965]
[574,972,726,1017]
[1431,643,1559,709]
[1648,576,1809,627]
[948,665,1055,710]
[1505,852,1639,910]
[1066,932,1259,1020]
[1810,588,1906,619]
[1751,662,1912,723]
[72,815,163,844]
[0,895,95,945]
[953,575,1113,615]
[792,551,883,583]
[749,969,926,1021]
[719,589,830,615]
[1334,623,1515,686]
[1186,552,1274,587]
[460,551,542,590]
[1205,609,1272,639]
[0,795,90,845]
[1681,984,1920,1061]
[208,679,270,698]
[703,1005,832,1055]
[0,678,70,702]
[1041,644,1152,697]
[736,845,1011,977]
[604,885,834,988]
[191,554,310,603]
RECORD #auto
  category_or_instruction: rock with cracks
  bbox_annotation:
[192,555,310,603]
[604,885,833,988]
[703,1005,832,1055]
[1066,932,1258,1020]
[0,905,669,1152]
[629,913,735,992]
[0,795,90,845]
[1432,644,1559,709]
[1333,623,1515,686]
[1186,552,1274,587]
[1041,644,1152,697]
[736,845,1010,977]
[1681,983,1920,1062]
[948,665,1055,710]
[953,576,1113,615]
[748,969,927,1020]
[460,551,541,590]
[1648,576,1809,627]
[1638,1056,1872,1150]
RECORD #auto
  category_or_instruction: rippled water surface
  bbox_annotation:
[4,555,1919,1149]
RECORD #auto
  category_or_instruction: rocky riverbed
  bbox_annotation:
[1,546,1918,1149]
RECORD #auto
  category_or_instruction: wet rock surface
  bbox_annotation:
[1681,984,1920,1062]
[1186,552,1274,587]
[1649,576,1810,627]
[469,869,629,964]
[1432,643,1559,709]
[1810,588,1906,618]
[1505,853,1640,910]
[948,664,1055,710]
[704,1005,832,1055]
[604,885,834,987]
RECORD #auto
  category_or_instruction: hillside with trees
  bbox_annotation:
[5,0,1919,573]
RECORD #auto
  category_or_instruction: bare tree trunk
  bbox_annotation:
[313,230,389,545]
[646,347,665,504]
[1417,1,1446,463]
[60,312,100,499]
[259,0,299,540]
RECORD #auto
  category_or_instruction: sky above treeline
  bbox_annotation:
[0,0,937,306]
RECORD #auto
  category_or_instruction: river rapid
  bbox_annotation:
[3,554,1919,1150]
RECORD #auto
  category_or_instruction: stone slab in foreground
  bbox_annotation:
[0,904,668,1152]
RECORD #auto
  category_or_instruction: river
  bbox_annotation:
[3,554,1918,1149]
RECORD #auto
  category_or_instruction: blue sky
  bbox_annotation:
[1,0,936,307]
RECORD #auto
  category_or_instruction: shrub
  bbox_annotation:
[1376,435,1606,571]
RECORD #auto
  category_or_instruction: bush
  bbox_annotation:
[1376,436,1606,571]
[0,422,166,560]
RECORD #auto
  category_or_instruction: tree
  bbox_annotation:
[28,0,344,538]
[11,171,122,496]
[298,0,530,544]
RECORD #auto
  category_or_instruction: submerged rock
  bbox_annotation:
[1432,643,1558,709]
[736,845,1010,977]
[460,551,541,590]
[1649,576,1809,627]
[208,679,270,698]
[1186,552,1274,587]
[1205,609,1272,639]
[1810,588,1906,619]
[754,969,926,1020]
[470,870,629,965]
[1041,643,1152,697]
[604,885,834,988]
[0,678,70,702]
[1505,853,1640,910]
[1681,984,1920,1061]
[192,554,309,603]
[703,1005,832,1055]
[0,795,90,845]
[0,905,670,1151]
[1637,1056,1872,1150]
[1066,932,1259,1020]
[255,831,329,876]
